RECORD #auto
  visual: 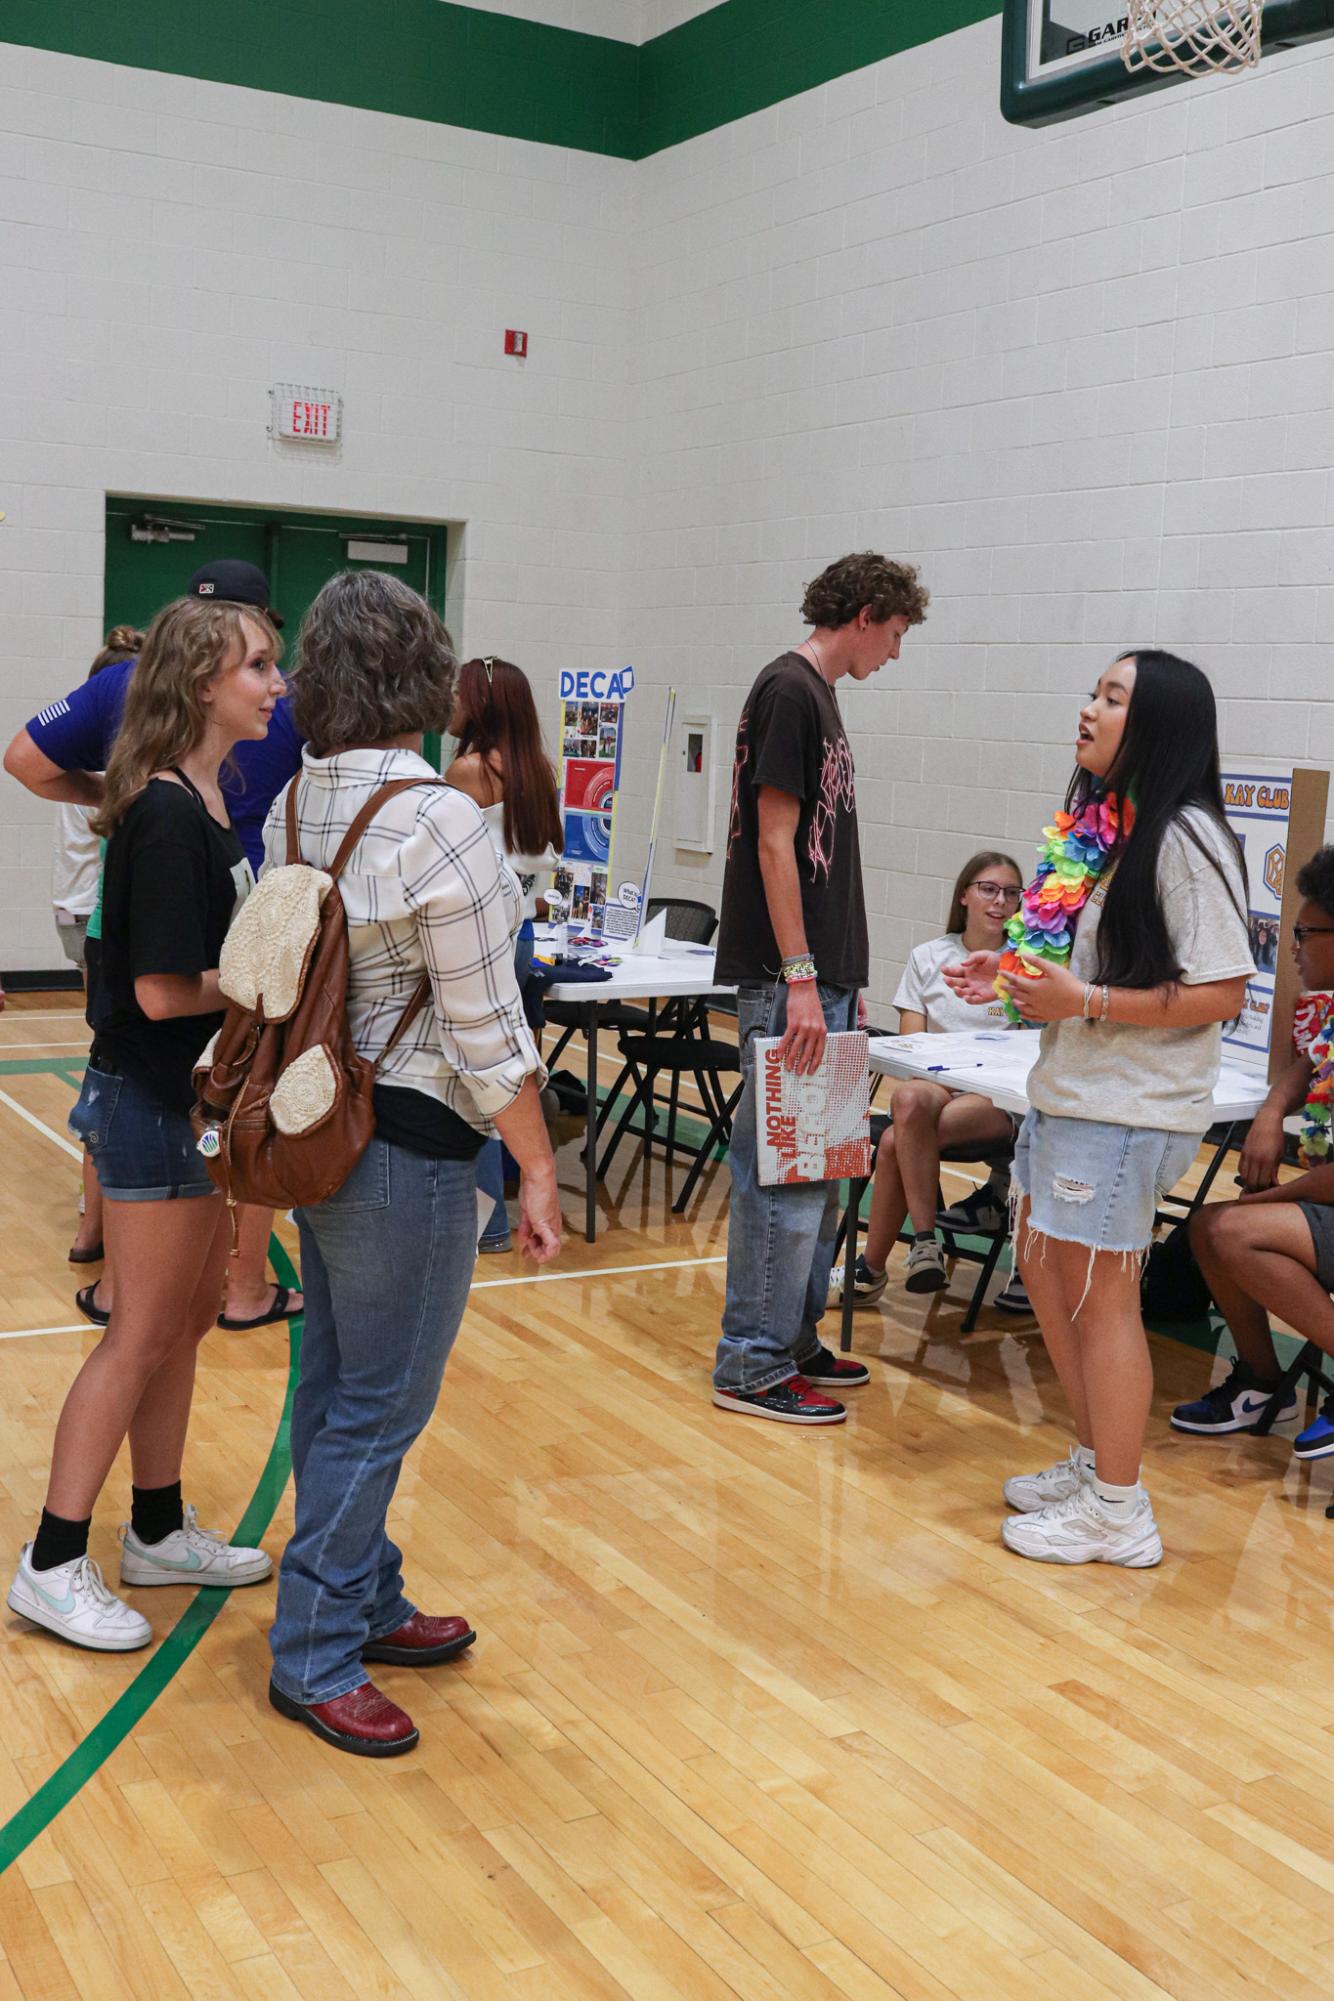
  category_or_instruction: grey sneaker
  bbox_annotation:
[938,1183,1008,1235]
[828,1255,889,1305]
[904,1237,949,1294]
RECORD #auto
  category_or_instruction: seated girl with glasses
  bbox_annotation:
[834,850,1028,1307]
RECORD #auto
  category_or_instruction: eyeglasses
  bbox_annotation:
[970,881,1022,905]
[1293,925,1334,945]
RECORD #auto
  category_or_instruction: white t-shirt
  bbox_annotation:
[894,933,1014,1033]
[1027,808,1254,1136]
[480,800,555,924]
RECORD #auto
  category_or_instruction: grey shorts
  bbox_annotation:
[1012,1108,1200,1257]
[1299,1202,1334,1290]
[56,914,89,968]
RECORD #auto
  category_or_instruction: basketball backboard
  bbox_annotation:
[1001,0,1334,123]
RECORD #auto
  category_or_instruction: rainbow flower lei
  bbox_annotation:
[997,792,1132,1025]
[1301,1003,1334,1164]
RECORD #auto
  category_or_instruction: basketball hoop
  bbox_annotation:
[1123,0,1264,75]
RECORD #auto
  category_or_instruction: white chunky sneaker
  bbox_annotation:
[119,1504,273,1588]
[1001,1485,1163,1568]
[8,1545,153,1651]
[1002,1446,1090,1514]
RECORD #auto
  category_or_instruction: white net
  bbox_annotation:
[1123,0,1264,74]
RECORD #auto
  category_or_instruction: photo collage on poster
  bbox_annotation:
[559,697,623,939]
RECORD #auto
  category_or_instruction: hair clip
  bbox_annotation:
[481,656,495,684]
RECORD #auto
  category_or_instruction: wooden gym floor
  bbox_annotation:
[2,990,1333,2001]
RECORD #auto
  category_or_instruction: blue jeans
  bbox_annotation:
[476,927,535,1245]
[714,981,857,1393]
[269,1139,477,1705]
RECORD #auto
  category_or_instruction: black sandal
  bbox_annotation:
[68,1241,104,1264]
[217,1284,302,1331]
[74,1282,111,1327]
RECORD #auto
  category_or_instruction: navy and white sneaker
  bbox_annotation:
[1170,1358,1297,1435]
[993,1271,1032,1315]
[1293,1402,1334,1460]
[938,1182,1008,1236]
[828,1254,888,1306]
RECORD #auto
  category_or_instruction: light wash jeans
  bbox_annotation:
[713,981,857,1394]
[269,1138,477,1705]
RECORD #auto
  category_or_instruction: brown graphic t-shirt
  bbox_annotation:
[715,652,868,990]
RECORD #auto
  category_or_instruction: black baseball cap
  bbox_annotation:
[186,559,284,628]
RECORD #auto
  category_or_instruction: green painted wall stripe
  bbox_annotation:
[0,1232,302,1879]
[638,0,1002,156]
[1,0,638,158]
[0,0,1003,161]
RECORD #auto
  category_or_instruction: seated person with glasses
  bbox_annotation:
[1172,848,1334,1454]
[836,851,1030,1306]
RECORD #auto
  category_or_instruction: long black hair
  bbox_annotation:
[1069,649,1247,991]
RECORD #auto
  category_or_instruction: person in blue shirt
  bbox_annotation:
[4,559,305,1329]
[10,560,303,878]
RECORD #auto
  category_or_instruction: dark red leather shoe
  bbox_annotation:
[268,1678,419,1756]
[362,1611,476,1666]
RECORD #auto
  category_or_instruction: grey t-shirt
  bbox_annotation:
[895,934,1014,1033]
[1026,808,1254,1136]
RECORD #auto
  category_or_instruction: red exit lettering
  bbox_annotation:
[290,400,330,436]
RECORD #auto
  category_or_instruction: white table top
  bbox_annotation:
[868,1028,1270,1124]
[538,931,728,1006]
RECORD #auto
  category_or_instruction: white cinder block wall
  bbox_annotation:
[629,19,1334,1015]
[3,14,1334,1007]
[0,43,633,966]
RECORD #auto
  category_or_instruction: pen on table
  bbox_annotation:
[926,1063,985,1073]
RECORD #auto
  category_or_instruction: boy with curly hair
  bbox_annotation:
[1173,846,1334,1455]
[712,552,929,1424]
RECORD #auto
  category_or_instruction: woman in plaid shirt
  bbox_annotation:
[265,570,561,1761]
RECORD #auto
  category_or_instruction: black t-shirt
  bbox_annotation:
[715,652,868,990]
[372,1082,485,1161]
[88,777,253,1116]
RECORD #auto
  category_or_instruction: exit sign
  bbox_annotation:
[271,384,342,444]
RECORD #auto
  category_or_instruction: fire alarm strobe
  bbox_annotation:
[504,329,528,357]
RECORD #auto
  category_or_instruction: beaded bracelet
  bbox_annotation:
[781,953,817,984]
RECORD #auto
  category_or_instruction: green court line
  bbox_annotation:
[0,1058,89,1078]
[0,1227,302,1878]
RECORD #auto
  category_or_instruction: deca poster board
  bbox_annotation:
[1221,766,1329,1080]
[554,665,635,941]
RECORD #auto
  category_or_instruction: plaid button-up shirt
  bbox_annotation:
[263,746,544,1134]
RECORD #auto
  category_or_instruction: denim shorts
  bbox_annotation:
[1011,1108,1199,1256]
[68,1063,218,1203]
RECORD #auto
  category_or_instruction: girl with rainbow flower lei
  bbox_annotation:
[944,651,1253,1570]
[1175,850,1334,1461]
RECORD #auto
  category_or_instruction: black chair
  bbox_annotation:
[542,897,718,1077]
[836,1113,1020,1349]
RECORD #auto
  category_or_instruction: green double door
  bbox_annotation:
[103,497,448,758]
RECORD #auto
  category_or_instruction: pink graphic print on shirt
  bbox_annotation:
[807,733,855,881]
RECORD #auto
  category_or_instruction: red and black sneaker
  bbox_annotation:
[712,1375,847,1424]
[801,1344,870,1389]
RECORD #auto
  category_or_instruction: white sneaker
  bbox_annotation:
[119,1504,273,1588]
[8,1545,153,1651]
[1002,1447,1090,1514]
[1001,1485,1163,1567]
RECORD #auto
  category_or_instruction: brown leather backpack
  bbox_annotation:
[191,776,446,1217]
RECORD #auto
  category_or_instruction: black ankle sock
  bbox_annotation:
[31,1508,92,1572]
[131,1480,184,1546]
[913,1229,938,1245]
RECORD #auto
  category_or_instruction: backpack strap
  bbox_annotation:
[378,975,432,1068]
[327,775,453,1071]
[284,777,302,865]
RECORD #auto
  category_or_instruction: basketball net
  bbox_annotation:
[1123,0,1264,74]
